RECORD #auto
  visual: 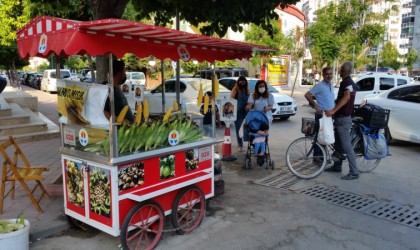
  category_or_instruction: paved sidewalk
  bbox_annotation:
[0,85,68,242]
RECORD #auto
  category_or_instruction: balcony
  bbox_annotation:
[401,22,415,28]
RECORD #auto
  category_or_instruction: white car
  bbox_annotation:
[126,72,146,89]
[143,78,230,114]
[219,77,297,120]
[363,83,420,144]
[40,69,71,93]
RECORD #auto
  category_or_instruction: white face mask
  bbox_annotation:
[258,87,265,94]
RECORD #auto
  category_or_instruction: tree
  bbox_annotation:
[0,0,31,83]
[380,41,401,71]
[305,0,390,71]
[404,47,418,75]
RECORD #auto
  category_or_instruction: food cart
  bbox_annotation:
[16,16,275,249]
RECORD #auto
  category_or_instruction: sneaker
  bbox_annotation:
[324,166,342,172]
[313,156,324,163]
[238,147,243,152]
[332,152,346,162]
[341,173,359,180]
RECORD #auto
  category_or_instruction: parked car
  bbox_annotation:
[363,83,420,144]
[219,77,297,120]
[193,67,248,80]
[143,78,230,114]
[40,69,71,93]
[125,71,146,89]
[353,72,410,105]
[21,73,39,89]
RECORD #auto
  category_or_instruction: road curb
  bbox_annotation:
[30,215,71,243]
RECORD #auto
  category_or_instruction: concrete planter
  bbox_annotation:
[0,219,30,250]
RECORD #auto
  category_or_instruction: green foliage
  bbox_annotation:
[380,41,401,71]
[65,56,89,71]
[306,0,390,71]
[131,0,299,37]
[404,47,418,71]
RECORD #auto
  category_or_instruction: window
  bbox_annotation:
[388,86,420,103]
[379,78,394,90]
[357,77,374,91]
[397,78,408,86]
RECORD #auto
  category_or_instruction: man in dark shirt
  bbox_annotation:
[325,61,359,180]
[104,60,134,123]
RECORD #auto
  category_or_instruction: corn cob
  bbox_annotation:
[213,75,219,99]
[143,99,149,122]
[203,94,209,114]
[117,105,129,123]
[163,108,173,122]
[173,100,179,112]
[197,83,203,106]
[135,103,142,125]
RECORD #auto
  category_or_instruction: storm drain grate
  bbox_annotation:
[299,184,379,212]
[253,170,303,189]
[364,203,420,230]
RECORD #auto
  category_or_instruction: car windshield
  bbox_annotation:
[129,72,145,80]
[248,80,279,93]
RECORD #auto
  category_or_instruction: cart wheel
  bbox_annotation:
[120,200,164,250]
[171,185,205,235]
[245,155,253,170]
[270,160,275,170]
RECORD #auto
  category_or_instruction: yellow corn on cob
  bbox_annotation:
[143,99,149,122]
[197,83,203,106]
[203,94,209,114]
[163,108,173,122]
[117,105,129,123]
[135,103,142,125]
[173,100,179,112]
[213,75,219,99]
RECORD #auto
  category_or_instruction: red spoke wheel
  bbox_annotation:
[120,200,164,250]
[171,185,205,235]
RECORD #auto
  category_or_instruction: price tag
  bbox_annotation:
[198,146,211,162]
[64,127,76,146]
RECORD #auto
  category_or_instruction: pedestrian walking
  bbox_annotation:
[245,80,274,124]
[230,76,250,152]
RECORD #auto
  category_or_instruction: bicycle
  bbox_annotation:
[285,110,387,179]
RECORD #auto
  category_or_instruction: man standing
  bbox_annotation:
[325,61,359,180]
[104,60,134,123]
[304,66,335,162]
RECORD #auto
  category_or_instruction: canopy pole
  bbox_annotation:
[211,62,216,138]
[161,60,166,113]
[175,6,181,107]
[108,55,117,158]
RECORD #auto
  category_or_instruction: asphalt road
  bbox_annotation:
[30,87,420,250]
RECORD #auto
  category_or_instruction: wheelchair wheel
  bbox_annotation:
[245,155,253,170]
[285,137,327,179]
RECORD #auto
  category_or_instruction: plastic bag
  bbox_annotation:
[360,125,388,160]
[317,116,335,145]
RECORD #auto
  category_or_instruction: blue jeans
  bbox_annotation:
[254,142,266,156]
[203,124,213,137]
[333,116,358,175]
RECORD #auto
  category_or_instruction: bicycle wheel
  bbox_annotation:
[352,135,381,173]
[285,137,327,179]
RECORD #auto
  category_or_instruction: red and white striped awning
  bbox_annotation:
[17,16,276,62]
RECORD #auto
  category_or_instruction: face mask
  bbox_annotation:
[258,87,265,94]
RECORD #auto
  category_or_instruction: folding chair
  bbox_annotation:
[0,136,50,213]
